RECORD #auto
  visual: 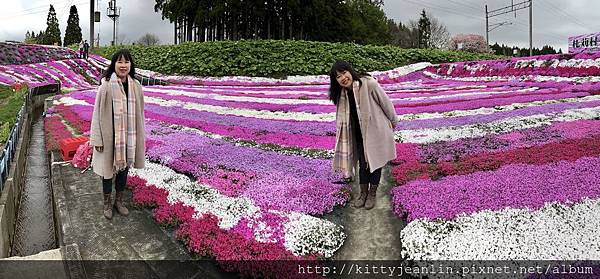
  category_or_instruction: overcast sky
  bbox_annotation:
[0,0,597,52]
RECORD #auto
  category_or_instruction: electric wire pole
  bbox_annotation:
[485,0,533,56]
[90,0,94,47]
[107,0,120,46]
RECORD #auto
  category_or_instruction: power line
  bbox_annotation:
[542,1,592,31]
[400,0,486,21]
[0,1,86,21]
[485,0,533,56]
[5,0,72,15]
[445,0,483,14]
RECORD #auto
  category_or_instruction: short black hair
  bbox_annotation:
[102,49,136,81]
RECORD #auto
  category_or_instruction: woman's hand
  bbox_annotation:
[95,146,104,152]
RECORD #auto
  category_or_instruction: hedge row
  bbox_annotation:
[0,85,27,145]
[93,40,502,78]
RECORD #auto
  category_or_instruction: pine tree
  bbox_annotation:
[44,5,62,46]
[417,9,431,48]
[64,5,82,46]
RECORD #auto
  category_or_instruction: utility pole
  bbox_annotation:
[529,0,533,56]
[485,0,533,56]
[107,0,120,46]
[90,0,94,47]
[485,5,488,45]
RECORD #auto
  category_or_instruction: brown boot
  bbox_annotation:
[353,184,369,208]
[364,184,379,210]
[103,193,113,219]
[114,191,129,216]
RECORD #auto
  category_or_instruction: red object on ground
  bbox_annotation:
[59,136,89,161]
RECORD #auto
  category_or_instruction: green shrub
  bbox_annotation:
[0,85,27,145]
[93,40,503,78]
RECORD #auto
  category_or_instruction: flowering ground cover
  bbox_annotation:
[390,53,600,261]
[2,43,600,275]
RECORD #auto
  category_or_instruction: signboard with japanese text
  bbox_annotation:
[569,32,600,53]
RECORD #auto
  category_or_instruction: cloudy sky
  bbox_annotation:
[0,0,596,52]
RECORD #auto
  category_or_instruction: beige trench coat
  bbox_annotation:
[90,77,146,179]
[335,76,398,171]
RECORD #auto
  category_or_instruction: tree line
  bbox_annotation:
[154,0,442,48]
[25,1,562,56]
[490,43,562,57]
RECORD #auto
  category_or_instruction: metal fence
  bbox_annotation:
[0,101,27,192]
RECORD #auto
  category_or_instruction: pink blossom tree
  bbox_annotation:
[450,34,490,53]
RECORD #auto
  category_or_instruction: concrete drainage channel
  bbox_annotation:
[9,112,57,256]
[0,85,66,278]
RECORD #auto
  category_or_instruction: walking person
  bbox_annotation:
[90,49,145,219]
[78,40,84,58]
[329,61,397,210]
[83,40,90,59]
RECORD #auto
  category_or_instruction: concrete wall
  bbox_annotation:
[0,111,30,258]
[0,92,57,257]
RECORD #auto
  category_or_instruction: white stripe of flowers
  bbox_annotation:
[140,62,430,88]
[55,91,600,127]
[147,86,537,105]
[391,87,539,102]
[424,70,600,83]
[396,106,600,144]
[129,161,345,258]
[149,86,328,96]
[397,94,600,120]
[401,198,600,260]
[55,96,90,107]
[145,96,337,122]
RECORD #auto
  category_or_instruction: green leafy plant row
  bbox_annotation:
[93,40,502,78]
[0,85,27,145]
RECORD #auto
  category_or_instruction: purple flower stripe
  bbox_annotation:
[396,98,600,130]
[144,121,345,214]
[66,92,338,139]
[416,119,600,163]
[392,156,600,221]
[148,110,335,149]
[396,91,589,115]
[144,90,336,114]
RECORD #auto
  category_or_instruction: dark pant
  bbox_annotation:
[355,127,382,185]
[102,167,129,194]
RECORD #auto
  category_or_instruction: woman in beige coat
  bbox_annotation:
[90,49,145,220]
[330,61,397,210]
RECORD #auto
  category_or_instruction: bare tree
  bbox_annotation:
[430,16,450,49]
[116,35,131,45]
[136,33,160,46]
[409,12,450,49]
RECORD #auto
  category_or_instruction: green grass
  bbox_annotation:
[0,85,27,146]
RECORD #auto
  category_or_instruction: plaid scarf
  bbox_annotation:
[109,73,136,172]
[332,81,361,177]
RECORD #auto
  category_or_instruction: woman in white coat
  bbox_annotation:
[329,61,397,210]
[90,49,146,219]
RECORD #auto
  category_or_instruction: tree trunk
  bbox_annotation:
[187,17,193,42]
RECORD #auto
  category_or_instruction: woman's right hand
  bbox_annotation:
[95,146,104,152]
